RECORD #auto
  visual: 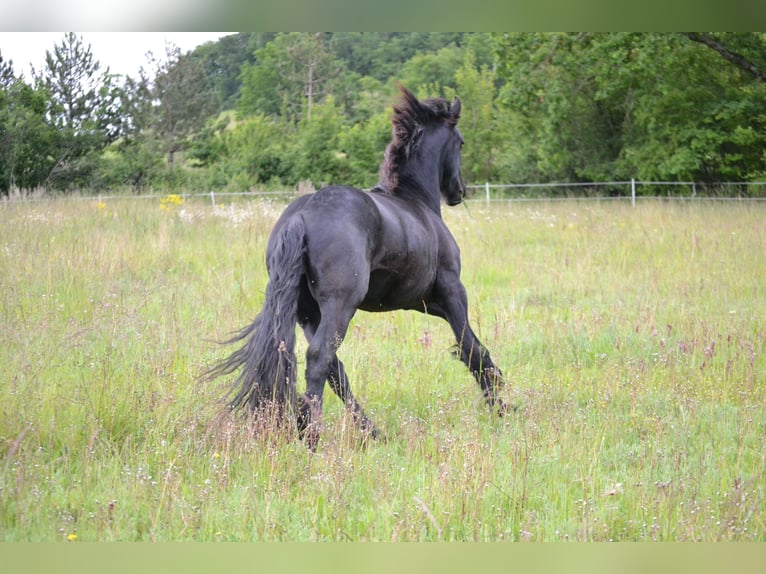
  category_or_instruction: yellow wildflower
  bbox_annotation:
[160,194,184,211]
[67,533,78,542]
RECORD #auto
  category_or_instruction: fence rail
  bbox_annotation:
[466,180,766,206]
[4,180,766,206]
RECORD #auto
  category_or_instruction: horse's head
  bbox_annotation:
[439,96,466,206]
[380,86,467,209]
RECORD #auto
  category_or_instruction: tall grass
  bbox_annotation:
[1,196,764,541]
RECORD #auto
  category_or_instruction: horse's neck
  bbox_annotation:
[395,155,443,216]
[394,175,440,216]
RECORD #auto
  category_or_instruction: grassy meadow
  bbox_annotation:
[1,194,764,541]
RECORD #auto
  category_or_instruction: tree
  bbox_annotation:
[144,41,220,168]
[0,52,13,88]
[203,113,294,190]
[492,33,596,183]
[617,33,766,183]
[685,33,766,83]
[190,33,275,109]
[399,45,464,96]
[32,33,120,189]
[0,69,57,194]
[328,33,469,83]
[238,33,340,122]
[493,32,766,186]
[292,95,349,186]
[454,50,499,183]
[338,108,391,188]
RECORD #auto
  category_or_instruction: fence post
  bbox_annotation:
[631,178,636,207]
[210,190,216,209]
[485,182,490,206]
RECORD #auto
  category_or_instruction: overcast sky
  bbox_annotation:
[1,32,232,79]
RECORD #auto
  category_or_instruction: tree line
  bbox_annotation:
[2,32,766,197]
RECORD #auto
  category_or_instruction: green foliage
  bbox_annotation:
[190,33,275,110]
[238,33,339,123]
[32,33,121,190]
[494,32,766,186]
[0,75,58,192]
[6,32,766,194]
[200,99,390,190]
[338,109,391,188]
[292,96,351,187]
[143,42,220,169]
[605,33,766,183]
[454,50,499,183]
[399,45,464,96]
[203,114,295,190]
[92,138,165,191]
[328,33,467,82]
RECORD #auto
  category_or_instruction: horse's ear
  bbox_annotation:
[449,96,461,124]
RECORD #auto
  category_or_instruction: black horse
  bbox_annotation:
[207,86,506,448]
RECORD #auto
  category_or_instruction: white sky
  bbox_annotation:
[1,32,233,80]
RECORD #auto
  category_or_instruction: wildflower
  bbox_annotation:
[213,452,221,459]
[95,201,106,210]
[67,533,78,542]
[160,194,184,211]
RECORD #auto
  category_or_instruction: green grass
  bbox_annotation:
[1,196,764,541]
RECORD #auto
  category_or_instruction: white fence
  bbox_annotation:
[4,180,766,206]
[466,180,766,207]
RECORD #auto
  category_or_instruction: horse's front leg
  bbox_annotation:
[454,328,507,414]
[428,283,508,415]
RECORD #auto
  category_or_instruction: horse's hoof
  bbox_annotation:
[301,426,321,451]
[493,397,517,417]
[367,426,386,442]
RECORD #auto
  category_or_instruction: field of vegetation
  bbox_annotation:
[1,195,764,541]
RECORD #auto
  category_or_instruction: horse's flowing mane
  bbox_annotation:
[376,87,459,193]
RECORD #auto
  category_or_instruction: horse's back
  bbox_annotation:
[274,185,376,226]
[268,184,453,311]
[268,185,375,254]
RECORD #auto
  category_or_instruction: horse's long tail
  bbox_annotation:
[206,217,306,415]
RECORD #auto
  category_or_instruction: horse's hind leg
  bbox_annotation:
[325,358,380,439]
[299,299,361,449]
[298,291,379,439]
[298,311,380,444]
